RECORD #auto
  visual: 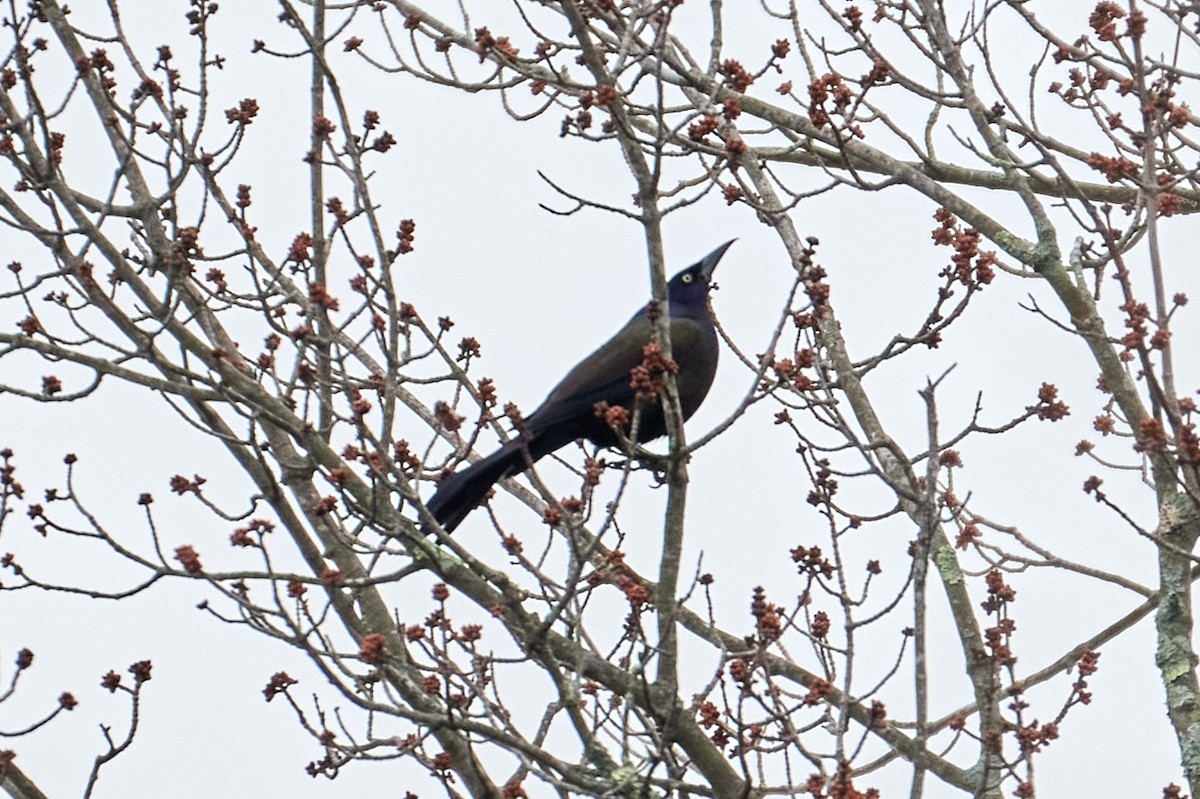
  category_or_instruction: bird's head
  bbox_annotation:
[666,240,734,310]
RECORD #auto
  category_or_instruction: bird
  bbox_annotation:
[424,241,733,533]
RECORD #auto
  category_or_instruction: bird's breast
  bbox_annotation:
[668,316,719,420]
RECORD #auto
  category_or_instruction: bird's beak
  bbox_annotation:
[698,239,735,281]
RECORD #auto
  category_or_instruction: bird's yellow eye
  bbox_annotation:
[681,273,694,283]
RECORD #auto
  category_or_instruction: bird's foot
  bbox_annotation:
[602,453,671,483]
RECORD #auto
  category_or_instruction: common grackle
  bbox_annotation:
[425,241,733,533]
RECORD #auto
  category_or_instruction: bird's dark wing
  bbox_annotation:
[524,314,715,436]
[524,314,652,435]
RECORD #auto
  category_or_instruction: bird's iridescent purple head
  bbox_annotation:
[666,240,734,312]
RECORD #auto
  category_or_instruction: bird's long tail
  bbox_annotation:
[424,439,532,533]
